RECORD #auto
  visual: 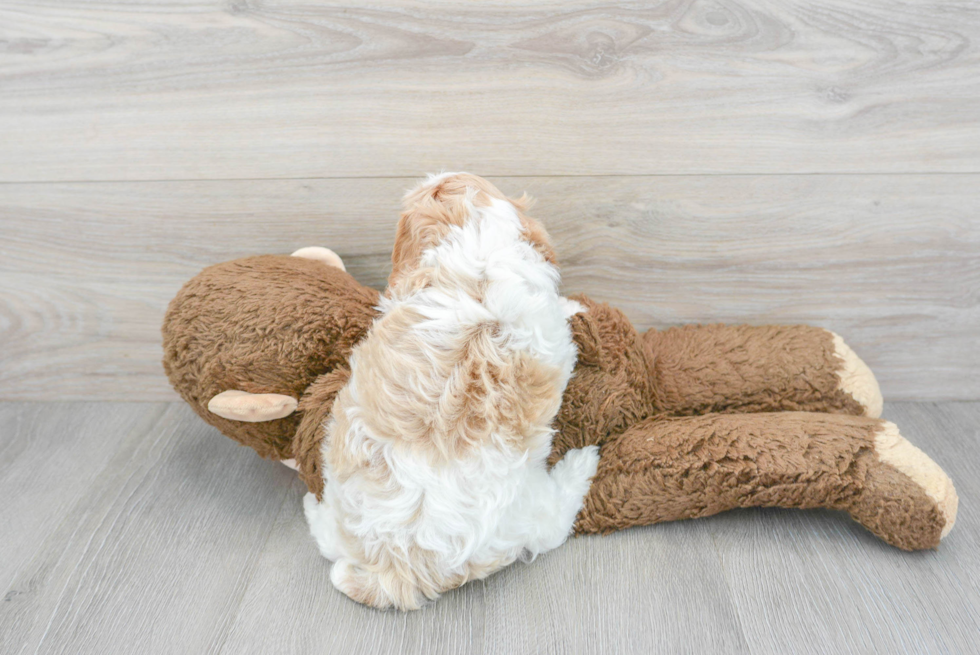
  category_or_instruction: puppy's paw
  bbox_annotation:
[525,446,600,554]
[303,492,344,562]
[330,559,370,607]
[560,297,586,319]
[331,558,413,610]
[552,445,600,491]
[551,445,600,519]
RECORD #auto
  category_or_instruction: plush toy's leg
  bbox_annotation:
[577,412,957,551]
[641,324,882,418]
[291,246,346,271]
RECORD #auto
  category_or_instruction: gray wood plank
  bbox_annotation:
[482,521,750,655]
[1,1,979,181]
[218,477,491,655]
[2,175,978,401]
[0,402,167,595]
[0,402,297,655]
[219,481,749,655]
[709,401,980,655]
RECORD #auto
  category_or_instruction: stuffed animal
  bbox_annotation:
[163,249,957,555]
[162,183,957,583]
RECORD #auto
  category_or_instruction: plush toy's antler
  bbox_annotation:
[578,412,957,550]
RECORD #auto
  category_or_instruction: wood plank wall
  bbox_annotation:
[1,1,978,400]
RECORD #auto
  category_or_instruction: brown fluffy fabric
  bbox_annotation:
[576,413,946,550]
[643,323,865,416]
[550,298,865,465]
[162,255,377,460]
[294,368,350,499]
[550,296,657,466]
[162,255,952,551]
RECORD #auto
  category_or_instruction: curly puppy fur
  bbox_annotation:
[303,173,599,610]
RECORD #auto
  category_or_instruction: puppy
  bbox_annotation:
[303,173,599,610]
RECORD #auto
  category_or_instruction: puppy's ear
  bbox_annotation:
[388,199,455,286]
[519,213,558,266]
[508,191,557,266]
[389,174,558,285]
[390,176,473,286]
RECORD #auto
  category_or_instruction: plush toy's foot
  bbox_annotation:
[291,246,346,271]
[852,421,958,547]
[830,332,883,418]
[577,412,957,550]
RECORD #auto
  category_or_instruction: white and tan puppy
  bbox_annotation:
[303,173,599,610]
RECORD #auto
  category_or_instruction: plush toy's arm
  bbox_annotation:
[641,324,882,418]
[576,412,957,551]
[292,367,351,500]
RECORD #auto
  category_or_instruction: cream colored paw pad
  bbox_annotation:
[831,332,883,418]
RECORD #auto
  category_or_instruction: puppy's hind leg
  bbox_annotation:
[303,492,345,562]
[330,558,430,611]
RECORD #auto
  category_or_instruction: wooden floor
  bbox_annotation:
[0,400,976,654]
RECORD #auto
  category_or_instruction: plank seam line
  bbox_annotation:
[2,171,980,185]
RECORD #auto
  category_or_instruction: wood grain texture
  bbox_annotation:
[0,402,298,655]
[1,1,979,181]
[222,476,749,655]
[0,403,168,595]
[2,175,978,401]
[709,401,980,655]
[1,401,976,654]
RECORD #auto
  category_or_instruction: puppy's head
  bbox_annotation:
[388,173,556,287]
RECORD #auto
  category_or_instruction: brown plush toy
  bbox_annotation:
[163,207,957,562]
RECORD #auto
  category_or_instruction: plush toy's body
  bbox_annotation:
[163,253,957,554]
